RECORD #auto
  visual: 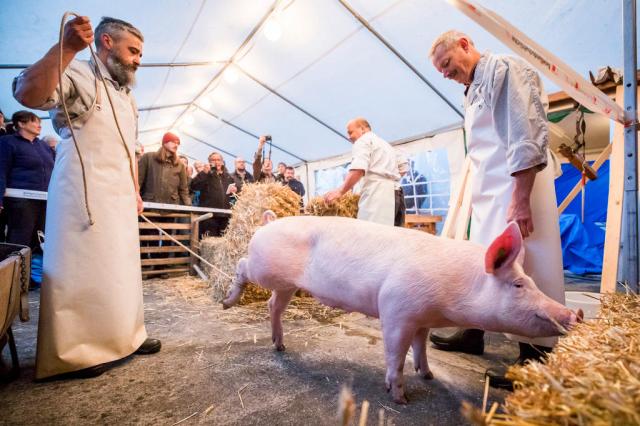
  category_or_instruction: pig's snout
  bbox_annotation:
[557,308,584,334]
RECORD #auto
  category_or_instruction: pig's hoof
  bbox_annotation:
[392,394,408,405]
[275,343,286,352]
[221,302,230,310]
[422,371,434,380]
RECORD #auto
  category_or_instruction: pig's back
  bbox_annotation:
[248,216,485,317]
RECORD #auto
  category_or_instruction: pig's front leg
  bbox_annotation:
[381,320,415,405]
[411,328,433,380]
[268,288,297,351]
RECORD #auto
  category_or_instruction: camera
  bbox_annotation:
[265,135,272,142]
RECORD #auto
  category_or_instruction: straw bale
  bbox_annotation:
[305,192,360,218]
[200,183,300,303]
[464,292,640,426]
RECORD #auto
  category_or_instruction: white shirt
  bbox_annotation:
[349,131,400,181]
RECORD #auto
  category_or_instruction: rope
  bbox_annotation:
[59,13,233,281]
[58,12,95,225]
[139,214,233,280]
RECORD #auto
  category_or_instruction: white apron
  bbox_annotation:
[465,93,565,348]
[357,173,395,226]
[36,65,147,378]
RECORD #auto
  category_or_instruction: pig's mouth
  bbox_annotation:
[535,309,584,335]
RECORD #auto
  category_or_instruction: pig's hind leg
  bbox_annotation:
[411,328,433,380]
[222,258,250,309]
[269,288,297,351]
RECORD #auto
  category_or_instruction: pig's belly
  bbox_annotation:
[310,293,379,318]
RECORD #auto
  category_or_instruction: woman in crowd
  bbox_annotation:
[0,110,55,254]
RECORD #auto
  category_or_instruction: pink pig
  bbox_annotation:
[223,213,582,404]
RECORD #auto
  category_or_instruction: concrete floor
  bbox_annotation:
[1,277,530,425]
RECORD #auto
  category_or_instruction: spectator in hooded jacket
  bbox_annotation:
[138,132,191,205]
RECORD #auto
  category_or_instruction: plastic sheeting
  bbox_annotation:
[555,160,609,274]
[1,1,635,166]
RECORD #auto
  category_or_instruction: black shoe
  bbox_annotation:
[485,366,514,390]
[135,338,161,355]
[486,343,552,390]
[36,363,109,382]
[430,329,485,355]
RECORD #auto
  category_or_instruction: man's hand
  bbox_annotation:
[507,198,534,238]
[258,135,266,149]
[324,189,343,204]
[203,163,211,173]
[508,167,537,239]
[136,193,144,215]
[63,16,94,54]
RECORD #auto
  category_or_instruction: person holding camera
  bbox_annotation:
[190,151,236,237]
[253,135,277,183]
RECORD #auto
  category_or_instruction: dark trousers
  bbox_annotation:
[394,188,406,227]
[4,198,46,253]
[0,208,7,242]
[199,216,229,239]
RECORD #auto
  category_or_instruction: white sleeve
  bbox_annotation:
[349,138,371,171]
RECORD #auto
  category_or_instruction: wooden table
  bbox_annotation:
[404,214,442,235]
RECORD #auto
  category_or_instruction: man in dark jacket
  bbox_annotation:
[191,151,235,238]
[231,156,253,193]
[283,166,305,197]
[138,132,191,205]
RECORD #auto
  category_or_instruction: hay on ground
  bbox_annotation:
[200,183,300,303]
[464,292,640,426]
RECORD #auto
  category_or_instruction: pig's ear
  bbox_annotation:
[484,222,523,274]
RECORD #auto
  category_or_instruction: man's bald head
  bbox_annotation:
[346,117,372,143]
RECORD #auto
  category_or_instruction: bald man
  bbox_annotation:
[324,118,399,225]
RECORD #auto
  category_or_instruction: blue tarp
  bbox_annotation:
[554,160,609,274]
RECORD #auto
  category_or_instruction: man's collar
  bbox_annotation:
[464,53,489,96]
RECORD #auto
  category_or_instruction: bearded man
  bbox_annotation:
[13,16,160,380]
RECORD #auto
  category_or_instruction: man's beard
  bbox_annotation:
[106,54,137,87]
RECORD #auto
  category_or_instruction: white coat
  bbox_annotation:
[349,132,399,226]
[465,54,565,348]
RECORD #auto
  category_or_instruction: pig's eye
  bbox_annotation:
[513,281,523,288]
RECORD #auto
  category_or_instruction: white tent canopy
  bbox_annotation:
[0,0,634,167]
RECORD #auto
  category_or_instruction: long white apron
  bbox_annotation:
[465,96,565,348]
[36,73,147,378]
[357,174,395,226]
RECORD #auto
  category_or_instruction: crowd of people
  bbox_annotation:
[136,132,306,237]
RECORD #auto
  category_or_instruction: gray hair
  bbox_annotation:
[41,135,58,144]
[429,30,474,58]
[95,17,144,50]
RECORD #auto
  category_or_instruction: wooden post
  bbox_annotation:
[601,85,629,293]
[190,212,199,276]
[558,143,612,214]
[442,157,471,238]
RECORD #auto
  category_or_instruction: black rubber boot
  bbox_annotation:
[429,329,485,355]
[486,343,552,390]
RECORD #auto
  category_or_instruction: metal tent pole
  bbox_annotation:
[623,0,639,293]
